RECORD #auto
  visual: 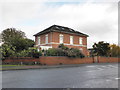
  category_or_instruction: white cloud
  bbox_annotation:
[0,0,118,48]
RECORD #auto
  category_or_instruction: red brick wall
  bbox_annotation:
[98,57,119,63]
[35,32,52,45]
[3,57,119,65]
[3,58,40,63]
[52,32,87,45]
[52,32,87,56]
[35,31,88,56]
[39,57,93,65]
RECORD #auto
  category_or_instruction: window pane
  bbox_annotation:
[38,37,40,45]
[59,34,63,43]
[70,36,73,44]
[45,34,48,44]
[79,37,83,44]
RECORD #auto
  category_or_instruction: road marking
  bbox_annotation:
[86,68,103,72]
[86,66,105,72]
[101,66,106,67]
[87,70,95,72]
[115,78,120,80]
[97,68,104,71]
[108,65,118,68]
[86,66,96,67]
[106,79,111,82]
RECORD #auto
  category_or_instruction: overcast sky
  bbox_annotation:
[0,0,119,48]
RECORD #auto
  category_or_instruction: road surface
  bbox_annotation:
[2,63,119,88]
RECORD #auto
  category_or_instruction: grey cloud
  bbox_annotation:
[0,1,118,48]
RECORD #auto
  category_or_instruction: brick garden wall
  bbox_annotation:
[98,57,119,63]
[2,56,120,65]
[39,57,93,65]
[3,57,40,63]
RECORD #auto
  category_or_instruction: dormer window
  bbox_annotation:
[61,27,65,30]
[56,26,60,29]
[59,34,63,43]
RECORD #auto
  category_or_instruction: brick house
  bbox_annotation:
[34,25,88,56]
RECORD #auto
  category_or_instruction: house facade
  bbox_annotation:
[34,25,88,56]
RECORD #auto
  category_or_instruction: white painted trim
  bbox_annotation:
[35,42,87,47]
[40,46,52,50]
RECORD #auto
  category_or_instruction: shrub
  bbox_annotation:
[67,48,85,58]
[1,44,16,58]
[27,47,42,58]
[45,48,57,56]
[15,50,29,57]
[58,44,69,50]
[1,44,42,58]
[45,44,85,58]
[14,47,42,58]
[22,62,35,65]
[45,48,67,56]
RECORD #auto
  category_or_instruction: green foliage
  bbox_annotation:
[10,38,34,52]
[1,28,37,58]
[67,48,85,58]
[1,44,15,58]
[109,44,120,57]
[1,44,42,58]
[15,48,42,58]
[1,28,35,52]
[45,48,67,56]
[27,47,42,58]
[92,41,110,56]
[2,28,26,43]
[58,44,69,50]
[45,48,57,56]
[45,44,85,58]
[15,50,29,57]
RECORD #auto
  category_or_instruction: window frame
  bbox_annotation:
[70,36,73,44]
[79,37,83,45]
[45,34,48,44]
[38,36,40,45]
[59,34,64,43]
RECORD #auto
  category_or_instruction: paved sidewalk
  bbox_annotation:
[1,62,118,71]
[1,64,84,71]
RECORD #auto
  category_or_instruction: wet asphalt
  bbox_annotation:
[2,63,119,88]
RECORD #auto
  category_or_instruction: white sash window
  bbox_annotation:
[45,34,48,44]
[59,34,63,43]
[79,37,83,45]
[70,36,73,44]
[38,37,40,45]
